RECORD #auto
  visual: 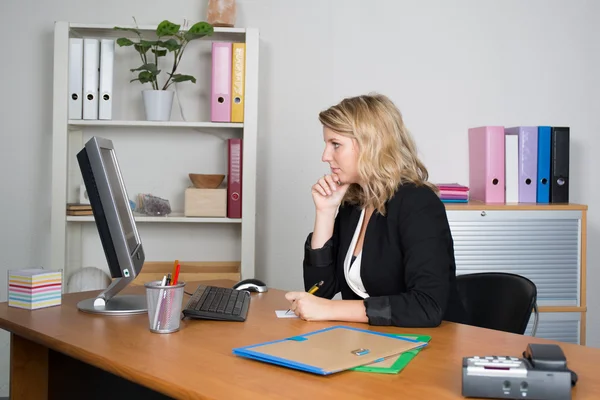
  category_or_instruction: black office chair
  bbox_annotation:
[456,272,538,336]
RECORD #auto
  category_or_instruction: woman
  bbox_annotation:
[285,93,467,327]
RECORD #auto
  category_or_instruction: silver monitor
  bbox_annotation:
[76,136,147,315]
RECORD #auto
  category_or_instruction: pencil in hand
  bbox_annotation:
[307,280,324,295]
[285,280,324,315]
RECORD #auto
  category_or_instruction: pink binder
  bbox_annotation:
[468,126,505,203]
[211,42,232,122]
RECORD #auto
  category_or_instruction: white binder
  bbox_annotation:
[83,38,99,120]
[68,38,83,120]
[99,39,114,120]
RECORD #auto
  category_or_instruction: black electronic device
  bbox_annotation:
[462,344,576,400]
[76,136,147,315]
[182,285,251,322]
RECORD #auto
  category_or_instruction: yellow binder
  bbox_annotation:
[232,325,428,375]
[231,42,245,122]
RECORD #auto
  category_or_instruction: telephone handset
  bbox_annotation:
[522,343,578,387]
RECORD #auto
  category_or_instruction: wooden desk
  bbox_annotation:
[1,280,599,399]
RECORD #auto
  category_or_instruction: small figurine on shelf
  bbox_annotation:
[207,0,237,27]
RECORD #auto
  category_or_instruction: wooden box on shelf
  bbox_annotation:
[184,188,227,217]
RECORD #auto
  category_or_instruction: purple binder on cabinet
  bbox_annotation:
[505,126,538,203]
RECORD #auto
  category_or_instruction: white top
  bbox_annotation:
[344,208,369,298]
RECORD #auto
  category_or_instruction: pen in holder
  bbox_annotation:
[144,280,185,333]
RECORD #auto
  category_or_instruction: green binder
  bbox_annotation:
[351,334,431,374]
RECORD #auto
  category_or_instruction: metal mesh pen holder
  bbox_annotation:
[144,280,186,334]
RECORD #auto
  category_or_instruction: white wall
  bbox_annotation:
[0,0,598,395]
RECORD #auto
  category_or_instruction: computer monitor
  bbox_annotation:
[75,136,148,315]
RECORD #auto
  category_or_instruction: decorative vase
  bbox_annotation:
[207,0,237,27]
[142,90,174,121]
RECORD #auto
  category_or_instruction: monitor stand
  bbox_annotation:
[77,276,147,315]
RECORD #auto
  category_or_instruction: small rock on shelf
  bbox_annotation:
[207,0,237,27]
[142,194,172,216]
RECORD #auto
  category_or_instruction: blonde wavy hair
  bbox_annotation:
[318,93,438,215]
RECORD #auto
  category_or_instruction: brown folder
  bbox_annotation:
[232,325,427,375]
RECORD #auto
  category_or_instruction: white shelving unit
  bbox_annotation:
[50,22,259,287]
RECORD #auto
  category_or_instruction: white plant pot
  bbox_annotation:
[142,90,174,121]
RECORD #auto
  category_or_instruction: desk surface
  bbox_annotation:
[0,280,599,399]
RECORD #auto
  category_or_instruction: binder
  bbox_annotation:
[232,325,428,375]
[211,42,232,122]
[68,38,83,119]
[352,333,432,374]
[98,39,114,120]
[505,133,518,203]
[227,138,242,218]
[468,126,505,203]
[82,38,99,120]
[550,127,570,203]
[505,126,538,203]
[537,126,552,203]
[231,42,246,122]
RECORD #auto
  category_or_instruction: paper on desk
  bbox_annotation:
[275,310,299,318]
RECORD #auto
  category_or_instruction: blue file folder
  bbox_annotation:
[232,325,428,375]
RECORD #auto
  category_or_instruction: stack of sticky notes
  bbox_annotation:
[8,268,62,310]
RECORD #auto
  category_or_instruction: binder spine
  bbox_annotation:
[505,126,538,203]
[82,38,99,120]
[98,39,114,120]
[227,138,242,218]
[550,127,570,203]
[485,127,505,203]
[468,127,487,202]
[518,127,538,203]
[536,126,552,203]
[231,43,246,122]
[68,38,83,120]
[505,133,519,203]
[211,42,233,122]
[469,126,506,203]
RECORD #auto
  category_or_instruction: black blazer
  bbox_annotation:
[303,183,467,327]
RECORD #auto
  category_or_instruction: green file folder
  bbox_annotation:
[352,334,431,374]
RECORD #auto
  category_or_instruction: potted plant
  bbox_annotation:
[114,19,214,121]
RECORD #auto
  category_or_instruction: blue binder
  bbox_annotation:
[232,325,428,375]
[537,126,552,203]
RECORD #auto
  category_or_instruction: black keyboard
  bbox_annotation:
[182,285,250,322]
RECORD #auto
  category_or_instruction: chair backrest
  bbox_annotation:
[456,272,537,335]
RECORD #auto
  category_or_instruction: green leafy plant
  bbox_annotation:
[114,19,214,91]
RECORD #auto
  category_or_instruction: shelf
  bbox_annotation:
[68,120,243,129]
[444,201,588,211]
[66,212,242,224]
[52,22,258,281]
[69,23,246,41]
